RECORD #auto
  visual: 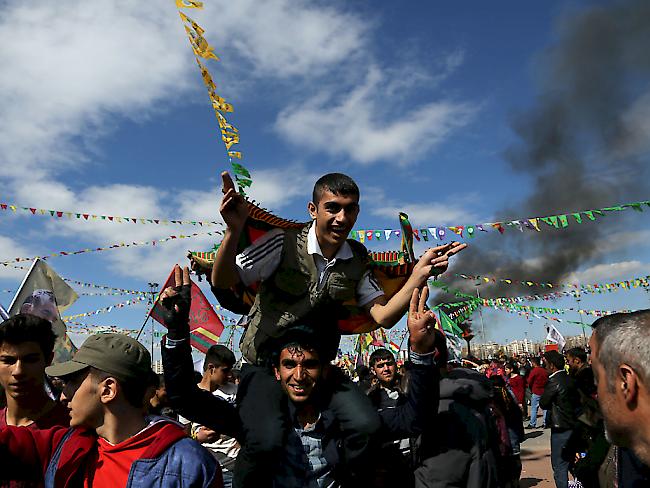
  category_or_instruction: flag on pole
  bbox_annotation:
[150,267,225,353]
[546,323,566,351]
[7,259,79,362]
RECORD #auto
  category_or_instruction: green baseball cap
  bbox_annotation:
[46,333,152,382]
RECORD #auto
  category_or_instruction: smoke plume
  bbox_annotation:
[434,0,650,306]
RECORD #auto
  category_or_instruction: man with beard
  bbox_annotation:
[590,311,650,486]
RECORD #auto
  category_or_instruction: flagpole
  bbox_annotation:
[136,283,158,347]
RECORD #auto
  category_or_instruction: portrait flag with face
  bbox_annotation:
[150,266,225,353]
[545,323,566,351]
[7,259,79,363]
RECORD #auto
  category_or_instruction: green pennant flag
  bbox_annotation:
[549,216,559,228]
[540,217,554,227]
[558,215,569,227]
[438,309,464,337]
[231,162,251,178]
[583,211,595,221]
[572,213,582,223]
[625,203,643,212]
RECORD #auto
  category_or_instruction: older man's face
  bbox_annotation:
[589,332,629,446]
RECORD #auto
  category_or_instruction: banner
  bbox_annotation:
[150,267,225,353]
[546,323,566,351]
[7,259,78,362]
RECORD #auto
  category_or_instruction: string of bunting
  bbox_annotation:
[349,199,650,244]
[63,279,149,295]
[493,305,630,326]
[0,202,221,227]
[488,275,650,304]
[455,273,650,292]
[0,230,220,265]
[175,1,253,194]
[65,321,139,337]
[486,301,633,317]
[61,296,148,320]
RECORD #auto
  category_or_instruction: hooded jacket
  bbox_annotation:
[414,367,499,488]
[0,417,221,488]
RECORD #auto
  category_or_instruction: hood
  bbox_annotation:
[439,367,494,402]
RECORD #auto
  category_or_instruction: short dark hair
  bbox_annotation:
[369,348,395,367]
[531,357,541,367]
[0,314,56,358]
[312,173,360,205]
[203,345,236,372]
[89,367,150,409]
[543,350,565,371]
[566,347,587,363]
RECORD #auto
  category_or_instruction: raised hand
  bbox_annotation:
[407,286,442,355]
[220,171,249,232]
[158,265,192,340]
[411,242,468,285]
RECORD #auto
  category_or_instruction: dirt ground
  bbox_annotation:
[520,427,555,487]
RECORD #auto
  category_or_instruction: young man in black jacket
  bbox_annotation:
[540,350,580,488]
[160,265,443,487]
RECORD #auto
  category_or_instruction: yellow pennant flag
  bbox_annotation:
[216,112,238,132]
[179,12,205,36]
[176,0,203,9]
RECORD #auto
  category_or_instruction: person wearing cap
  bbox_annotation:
[160,266,443,487]
[0,332,222,488]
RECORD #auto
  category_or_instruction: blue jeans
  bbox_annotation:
[528,393,546,427]
[550,429,573,488]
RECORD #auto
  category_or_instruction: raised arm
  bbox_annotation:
[211,172,249,288]
[378,286,444,439]
[159,265,241,437]
[366,242,467,328]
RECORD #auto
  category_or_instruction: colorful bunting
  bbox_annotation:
[175,5,253,195]
[0,231,220,265]
[348,199,650,245]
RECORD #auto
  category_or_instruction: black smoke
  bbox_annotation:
[433,0,650,306]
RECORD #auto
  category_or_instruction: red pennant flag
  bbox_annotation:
[1,204,7,210]
[83,214,89,220]
[56,211,63,217]
[29,208,37,214]
[150,267,225,353]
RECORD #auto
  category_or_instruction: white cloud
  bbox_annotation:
[274,65,477,165]
[0,0,193,178]
[198,0,369,78]
[0,235,32,280]
[565,261,650,284]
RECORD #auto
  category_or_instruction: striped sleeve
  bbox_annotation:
[235,228,284,286]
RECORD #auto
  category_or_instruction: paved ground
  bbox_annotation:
[520,426,554,487]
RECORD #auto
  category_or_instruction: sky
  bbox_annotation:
[1,0,649,362]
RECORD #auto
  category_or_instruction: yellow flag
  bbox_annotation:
[216,112,238,132]
[176,0,203,9]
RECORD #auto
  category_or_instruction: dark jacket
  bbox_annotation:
[0,417,221,488]
[413,367,499,488]
[539,370,580,431]
[162,340,438,484]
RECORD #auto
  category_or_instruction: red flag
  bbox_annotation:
[150,268,225,353]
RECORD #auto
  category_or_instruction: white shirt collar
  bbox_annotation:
[550,369,564,378]
[307,221,353,261]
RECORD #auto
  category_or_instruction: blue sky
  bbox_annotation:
[1,0,649,360]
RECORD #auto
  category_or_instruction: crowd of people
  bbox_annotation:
[0,172,649,487]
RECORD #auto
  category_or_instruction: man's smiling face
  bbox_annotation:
[274,345,322,404]
[308,190,360,253]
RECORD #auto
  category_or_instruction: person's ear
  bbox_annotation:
[307,201,317,220]
[274,366,281,381]
[619,364,639,407]
[99,377,118,404]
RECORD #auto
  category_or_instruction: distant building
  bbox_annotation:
[152,359,164,374]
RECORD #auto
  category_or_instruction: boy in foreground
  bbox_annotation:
[0,333,221,487]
